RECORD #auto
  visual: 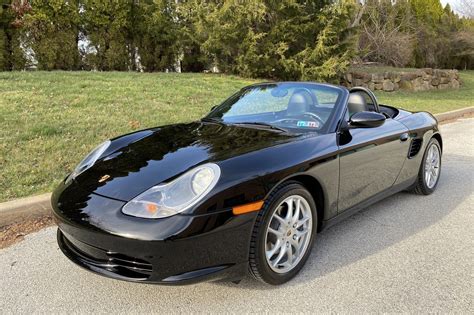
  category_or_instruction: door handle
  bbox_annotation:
[400,133,409,142]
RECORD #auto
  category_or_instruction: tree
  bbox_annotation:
[0,0,29,70]
[452,19,474,69]
[410,0,444,22]
[81,0,132,71]
[1,0,471,72]
[410,0,473,69]
[176,0,215,72]
[353,0,473,69]
[297,0,358,81]
[186,0,356,81]
[0,3,6,69]
[23,0,81,70]
[357,0,415,67]
[409,0,448,67]
[134,0,179,72]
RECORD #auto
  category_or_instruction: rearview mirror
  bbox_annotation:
[349,111,386,128]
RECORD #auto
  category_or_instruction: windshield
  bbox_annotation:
[204,83,343,133]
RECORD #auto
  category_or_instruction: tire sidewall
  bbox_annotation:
[254,183,317,285]
[420,138,442,193]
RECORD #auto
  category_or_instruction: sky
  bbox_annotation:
[441,0,472,16]
[440,0,462,10]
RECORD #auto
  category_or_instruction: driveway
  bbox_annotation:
[1,118,473,313]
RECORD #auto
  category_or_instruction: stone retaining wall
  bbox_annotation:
[341,68,461,92]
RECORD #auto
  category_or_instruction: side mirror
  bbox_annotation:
[349,111,386,128]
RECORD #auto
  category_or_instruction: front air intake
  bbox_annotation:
[106,252,153,275]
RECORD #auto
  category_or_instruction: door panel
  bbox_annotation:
[338,119,409,212]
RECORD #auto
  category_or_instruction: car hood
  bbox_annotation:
[72,122,298,201]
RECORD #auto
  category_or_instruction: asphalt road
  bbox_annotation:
[1,118,473,314]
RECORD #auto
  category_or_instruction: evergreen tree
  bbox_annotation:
[0,0,472,73]
[176,0,216,72]
[0,3,6,69]
[410,0,443,23]
[186,0,356,81]
[357,0,473,69]
[410,0,447,67]
[297,0,357,81]
[81,0,132,71]
[0,0,28,70]
[23,0,81,70]
[135,0,179,72]
[450,17,474,69]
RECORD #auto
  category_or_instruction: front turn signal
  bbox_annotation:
[232,201,264,215]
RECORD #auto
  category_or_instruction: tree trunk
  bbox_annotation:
[5,28,13,71]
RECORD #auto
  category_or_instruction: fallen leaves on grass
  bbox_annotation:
[128,120,141,130]
[0,215,55,249]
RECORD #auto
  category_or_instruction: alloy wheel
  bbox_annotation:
[264,195,313,273]
[424,143,441,189]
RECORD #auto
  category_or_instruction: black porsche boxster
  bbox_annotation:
[52,82,442,285]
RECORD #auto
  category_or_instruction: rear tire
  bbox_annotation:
[248,182,317,285]
[412,138,442,195]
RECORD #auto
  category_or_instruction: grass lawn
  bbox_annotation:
[0,70,473,202]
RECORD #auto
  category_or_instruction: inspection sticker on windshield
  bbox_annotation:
[297,121,319,128]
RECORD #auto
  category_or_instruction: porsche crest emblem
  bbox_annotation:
[98,174,111,183]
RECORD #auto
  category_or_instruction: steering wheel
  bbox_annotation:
[301,112,324,124]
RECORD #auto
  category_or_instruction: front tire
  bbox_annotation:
[248,182,317,285]
[412,138,442,195]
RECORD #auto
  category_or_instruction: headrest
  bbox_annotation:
[347,92,368,115]
[287,89,312,116]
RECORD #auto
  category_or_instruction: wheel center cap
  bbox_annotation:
[287,230,292,237]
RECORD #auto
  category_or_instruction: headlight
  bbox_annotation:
[122,163,221,219]
[71,140,111,178]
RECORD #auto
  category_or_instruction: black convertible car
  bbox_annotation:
[52,82,442,285]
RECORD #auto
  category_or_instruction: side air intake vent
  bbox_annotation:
[408,139,422,158]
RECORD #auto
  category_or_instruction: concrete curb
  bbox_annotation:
[0,193,51,228]
[435,106,474,123]
[1,107,473,228]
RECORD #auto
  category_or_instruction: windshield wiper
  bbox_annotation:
[202,119,289,133]
[201,117,223,124]
[232,122,288,133]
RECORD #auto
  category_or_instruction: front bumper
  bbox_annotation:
[52,181,257,284]
[56,229,249,284]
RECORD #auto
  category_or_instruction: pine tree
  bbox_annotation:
[81,0,132,71]
[23,0,81,70]
[0,3,6,69]
[297,0,357,81]
[185,0,356,81]
[0,0,28,70]
[135,0,179,72]
[409,0,445,67]
[175,0,210,72]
